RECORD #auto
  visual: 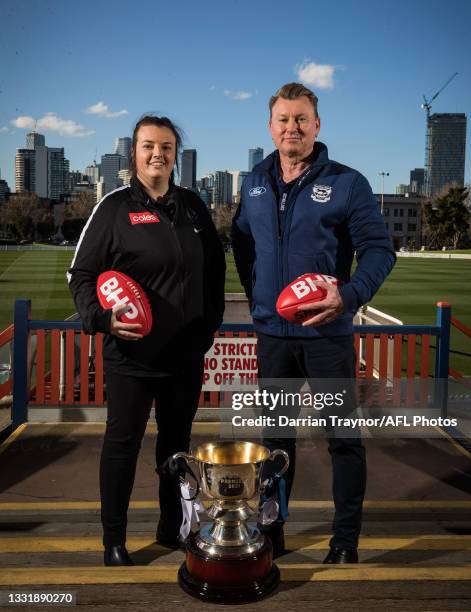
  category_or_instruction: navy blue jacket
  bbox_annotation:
[232,142,396,338]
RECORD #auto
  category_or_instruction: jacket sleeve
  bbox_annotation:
[338,173,396,313]
[66,199,114,335]
[231,190,255,299]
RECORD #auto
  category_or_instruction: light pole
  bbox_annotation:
[378,171,389,214]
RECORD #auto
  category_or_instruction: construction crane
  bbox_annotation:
[421,72,458,120]
[421,72,458,196]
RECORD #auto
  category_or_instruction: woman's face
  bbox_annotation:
[134,124,176,185]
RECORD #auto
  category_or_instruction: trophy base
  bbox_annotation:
[178,534,280,603]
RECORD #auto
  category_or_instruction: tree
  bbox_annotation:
[0,193,54,241]
[423,186,470,249]
[61,192,95,240]
[63,191,95,221]
[213,204,236,246]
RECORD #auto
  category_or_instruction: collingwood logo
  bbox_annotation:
[249,186,266,197]
[311,185,332,203]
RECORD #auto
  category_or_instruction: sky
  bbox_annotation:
[1,0,470,194]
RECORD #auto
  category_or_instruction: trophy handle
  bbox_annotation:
[267,449,289,477]
[171,452,200,501]
[172,451,192,465]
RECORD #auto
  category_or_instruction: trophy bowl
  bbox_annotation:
[172,440,289,603]
[193,440,275,500]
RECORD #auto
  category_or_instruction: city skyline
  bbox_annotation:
[1,0,470,193]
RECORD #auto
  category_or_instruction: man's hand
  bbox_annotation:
[297,281,344,327]
[110,304,143,340]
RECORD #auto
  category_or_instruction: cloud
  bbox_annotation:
[0,126,8,133]
[85,101,128,118]
[11,113,95,137]
[224,90,252,101]
[295,60,335,89]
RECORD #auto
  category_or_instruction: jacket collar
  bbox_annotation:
[255,141,330,177]
[129,176,175,205]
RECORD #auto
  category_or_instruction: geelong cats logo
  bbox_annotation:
[311,185,332,203]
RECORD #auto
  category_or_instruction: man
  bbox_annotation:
[232,83,395,563]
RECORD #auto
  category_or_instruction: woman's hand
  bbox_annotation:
[110,304,144,340]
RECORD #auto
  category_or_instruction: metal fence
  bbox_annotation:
[0,299,453,440]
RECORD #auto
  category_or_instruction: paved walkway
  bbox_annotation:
[0,423,470,610]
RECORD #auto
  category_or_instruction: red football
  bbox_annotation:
[276,273,339,324]
[96,270,153,336]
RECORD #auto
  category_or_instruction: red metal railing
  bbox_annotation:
[449,316,471,391]
[4,300,457,430]
[355,331,432,408]
[26,327,436,409]
[0,324,13,402]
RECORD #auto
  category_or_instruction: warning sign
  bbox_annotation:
[203,338,258,390]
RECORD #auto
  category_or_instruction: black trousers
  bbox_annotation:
[101,357,204,547]
[257,332,366,550]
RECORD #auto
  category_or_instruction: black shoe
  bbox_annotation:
[263,529,286,559]
[323,547,358,564]
[104,545,134,566]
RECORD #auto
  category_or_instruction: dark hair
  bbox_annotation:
[130,114,183,183]
[269,82,319,118]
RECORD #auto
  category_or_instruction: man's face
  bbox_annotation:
[269,96,320,159]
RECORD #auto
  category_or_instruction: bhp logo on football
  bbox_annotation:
[129,212,160,225]
[290,274,338,299]
[98,276,139,319]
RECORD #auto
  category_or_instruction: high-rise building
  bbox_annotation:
[230,171,249,199]
[181,149,197,189]
[26,132,45,149]
[95,177,106,203]
[100,153,125,195]
[84,164,100,185]
[396,184,409,195]
[68,171,87,190]
[409,168,425,195]
[212,171,233,207]
[17,133,69,200]
[198,188,212,208]
[426,113,467,197]
[200,175,214,189]
[118,169,132,186]
[0,179,10,203]
[15,149,36,193]
[115,137,131,169]
[248,148,263,171]
[35,146,69,200]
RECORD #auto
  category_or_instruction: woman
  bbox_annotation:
[68,115,225,566]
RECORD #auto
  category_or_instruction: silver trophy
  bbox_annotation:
[173,441,289,603]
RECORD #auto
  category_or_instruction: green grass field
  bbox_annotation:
[1,250,470,374]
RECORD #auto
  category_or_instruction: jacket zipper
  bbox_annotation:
[171,223,186,325]
[278,169,314,335]
[146,197,186,326]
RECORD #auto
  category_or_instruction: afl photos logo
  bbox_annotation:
[311,185,332,203]
[129,212,160,225]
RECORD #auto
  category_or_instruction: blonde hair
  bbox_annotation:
[269,82,319,118]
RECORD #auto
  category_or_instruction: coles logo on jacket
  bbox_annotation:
[129,212,160,225]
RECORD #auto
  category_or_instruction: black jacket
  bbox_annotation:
[67,178,225,376]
